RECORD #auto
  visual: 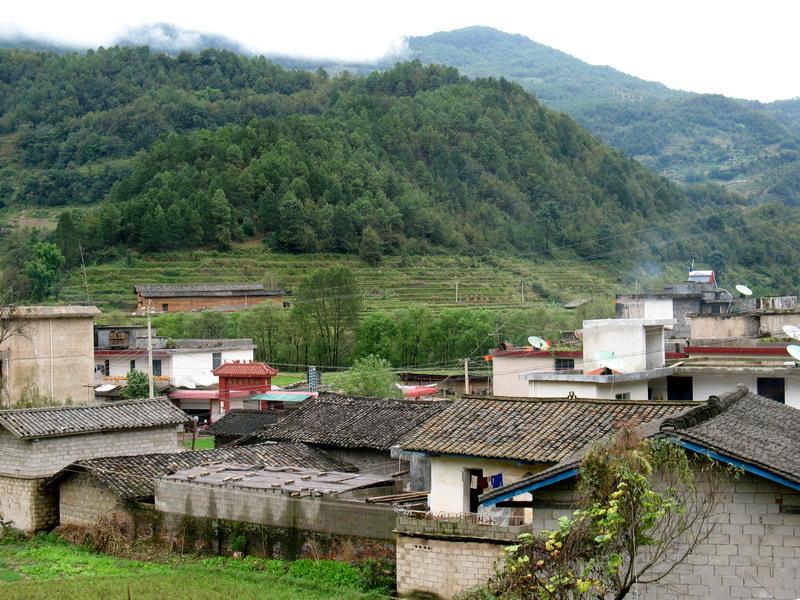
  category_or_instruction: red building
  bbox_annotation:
[212,361,278,413]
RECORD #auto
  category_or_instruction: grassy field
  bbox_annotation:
[0,535,391,600]
[58,247,622,314]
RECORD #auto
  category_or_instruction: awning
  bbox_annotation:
[249,392,314,403]
[403,386,439,398]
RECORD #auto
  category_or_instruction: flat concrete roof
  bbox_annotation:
[3,305,101,319]
[522,367,675,383]
[161,463,393,496]
[583,318,676,328]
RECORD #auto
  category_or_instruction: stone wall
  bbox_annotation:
[155,478,398,541]
[0,427,180,478]
[0,475,57,531]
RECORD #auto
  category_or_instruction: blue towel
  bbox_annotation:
[490,473,503,488]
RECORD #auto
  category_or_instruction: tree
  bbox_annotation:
[359,225,383,266]
[185,310,228,339]
[208,188,233,250]
[487,429,729,600]
[293,266,362,366]
[337,354,401,398]
[122,369,150,399]
[23,242,65,301]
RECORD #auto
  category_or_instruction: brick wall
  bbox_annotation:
[0,427,180,478]
[138,295,283,314]
[155,478,398,541]
[59,472,128,528]
[0,475,57,531]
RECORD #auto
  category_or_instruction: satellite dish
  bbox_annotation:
[595,351,625,372]
[788,345,800,362]
[528,335,550,351]
[783,325,800,341]
[735,284,753,296]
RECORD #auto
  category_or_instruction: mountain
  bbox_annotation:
[399,27,800,197]
[114,23,251,55]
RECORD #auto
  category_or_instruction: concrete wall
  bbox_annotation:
[583,320,648,372]
[492,356,554,397]
[155,478,397,541]
[529,379,650,400]
[690,315,759,341]
[688,373,800,409]
[1,315,95,405]
[429,456,543,514]
[103,348,253,384]
[0,427,179,478]
[0,475,57,531]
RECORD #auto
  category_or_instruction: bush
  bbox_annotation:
[285,559,362,589]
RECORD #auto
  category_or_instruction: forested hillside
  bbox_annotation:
[402,27,800,196]
[1,47,800,299]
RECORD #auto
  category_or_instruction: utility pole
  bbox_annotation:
[521,280,525,304]
[146,300,155,399]
[463,358,470,396]
[455,279,459,304]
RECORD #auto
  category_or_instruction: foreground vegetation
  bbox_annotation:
[0,534,391,600]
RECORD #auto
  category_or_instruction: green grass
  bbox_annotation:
[0,536,390,600]
[59,248,621,314]
[273,372,305,387]
[180,436,215,450]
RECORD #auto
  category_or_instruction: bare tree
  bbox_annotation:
[488,428,731,600]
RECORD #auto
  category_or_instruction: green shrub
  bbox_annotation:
[286,559,362,589]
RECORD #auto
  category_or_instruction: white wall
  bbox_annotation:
[643,297,673,320]
[529,379,649,400]
[492,356,553,397]
[690,373,800,408]
[583,321,647,372]
[429,455,543,514]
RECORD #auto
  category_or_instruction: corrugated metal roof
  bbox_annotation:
[249,392,312,403]
[0,398,190,439]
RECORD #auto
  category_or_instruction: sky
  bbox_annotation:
[1,0,797,102]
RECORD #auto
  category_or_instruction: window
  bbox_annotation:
[212,352,222,370]
[162,303,169,312]
[757,377,785,404]
[615,392,631,400]
[129,359,136,371]
[667,376,693,401]
[152,359,162,377]
[555,358,575,371]
[104,359,110,376]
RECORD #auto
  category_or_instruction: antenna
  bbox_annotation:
[735,284,753,297]
[528,335,550,351]
[782,325,800,341]
[79,243,90,305]
[595,351,625,372]
[788,345,800,363]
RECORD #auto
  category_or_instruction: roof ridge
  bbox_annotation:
[659,385,749,432]
[0,396,170,415]
[464,395,697,406]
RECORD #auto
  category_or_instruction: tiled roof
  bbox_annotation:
[212,361,278,377]
[46,442,352,500]
[135,283,284,298]
[1,305,101,319]
[0,398,190,439]
[402,397,694,462]
[204,410,278,437]
[250,393,452,450]
[480,386,800,504]
[661,385,800,485]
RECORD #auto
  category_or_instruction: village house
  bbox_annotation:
[399,396,692,517]
[1,305,101,406]
[239,392,451,490]
[46,441,349,532]
[134,283,288,314]
[0,398,188,531]
[397,386,800,598]
[489,348,583,397]
[689,301,799,344]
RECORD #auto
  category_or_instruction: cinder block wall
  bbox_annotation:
[59,472,126,528]
[0,475,57,531]
[0,428,179,478]
[155,479,397,541]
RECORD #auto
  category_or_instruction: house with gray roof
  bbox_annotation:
[0,398,189,531]
[203,409,279,447]
[397,386,800,599]
[134,283,288,314]
[45,441,351,529]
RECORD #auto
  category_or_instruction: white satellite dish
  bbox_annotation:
[788,345,800,362]
[783,325,800,341]
[595,351,625,372]
[528,335,550,351]
[735,284,753,296]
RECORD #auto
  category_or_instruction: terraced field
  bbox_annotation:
[58,247,621,314]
